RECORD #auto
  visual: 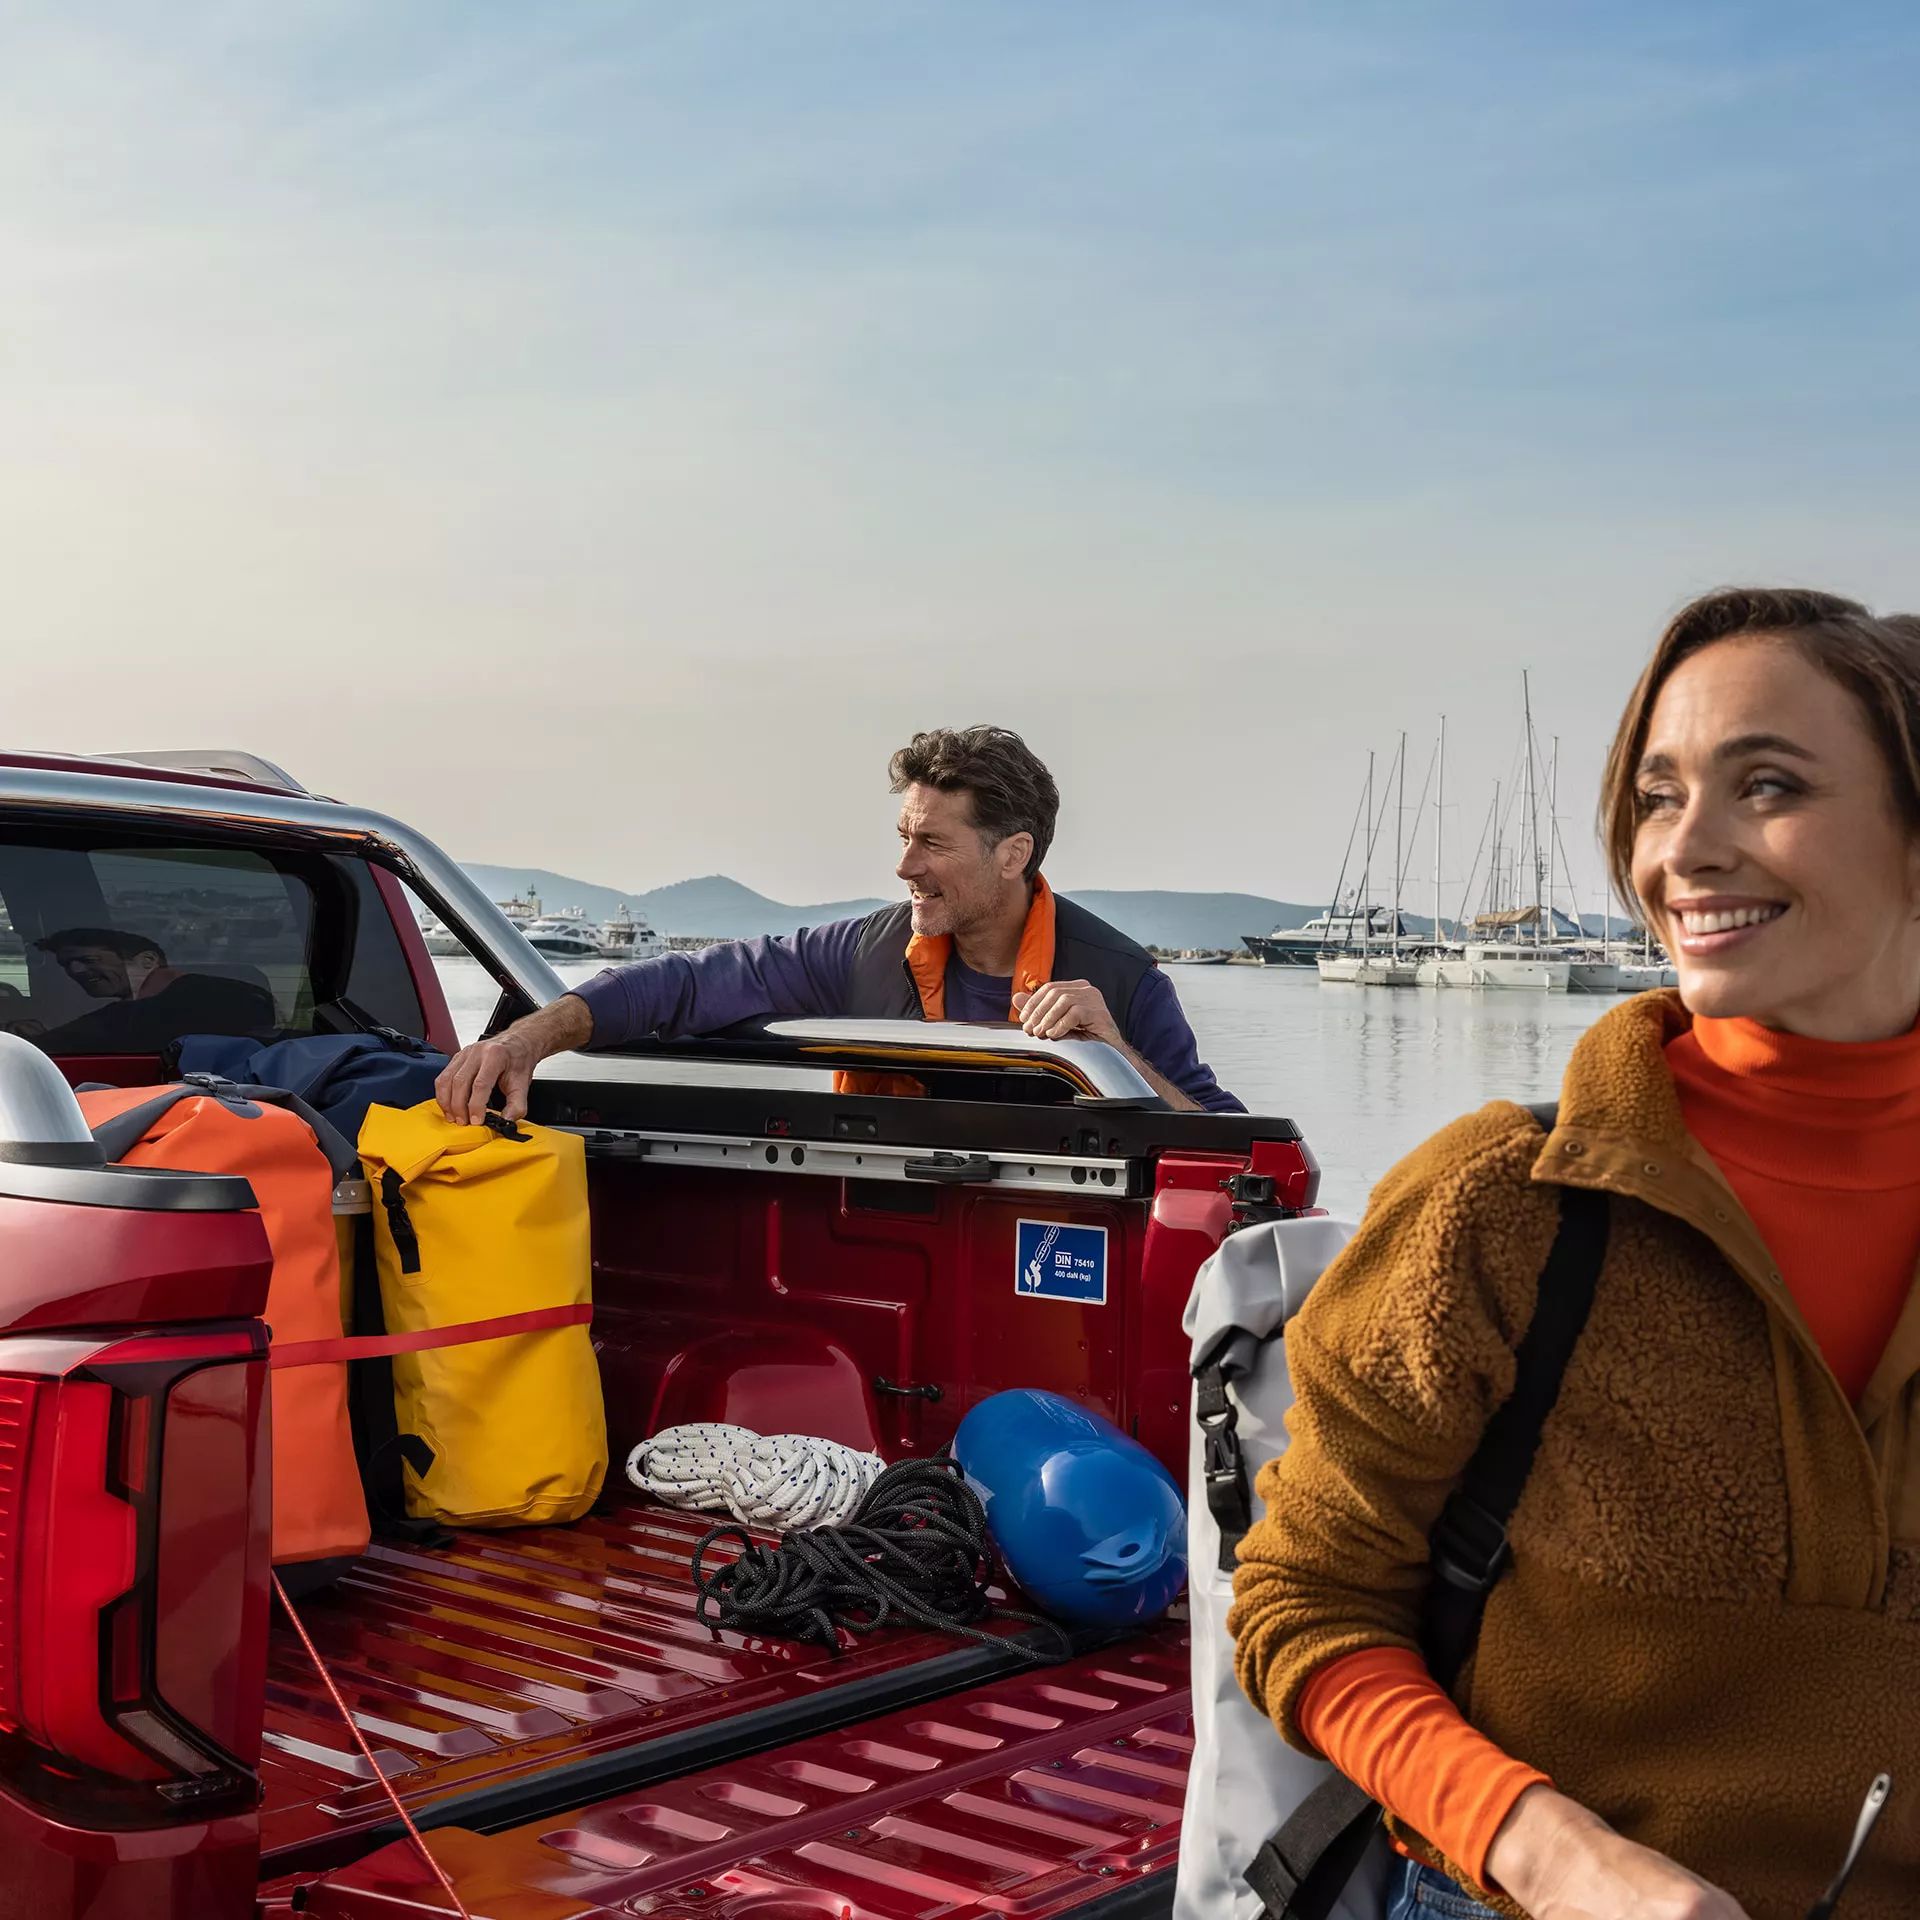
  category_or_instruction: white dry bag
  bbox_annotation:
[1174,1213,1395,1920]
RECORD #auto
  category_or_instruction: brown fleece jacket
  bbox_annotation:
[1228,991,1920,1920]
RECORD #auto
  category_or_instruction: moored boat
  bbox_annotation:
[1244,904,1410,966]
[1416,943,1573,991]
[1318,952,1420,986]
[417,912,467,957]
[524,908,608,960]
[601,902,667,963]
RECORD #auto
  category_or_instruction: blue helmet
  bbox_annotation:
[952,1389,1187,1627]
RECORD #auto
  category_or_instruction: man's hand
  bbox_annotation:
[434,994,594,1125]
[1012,980,1200,1110]
[1012,980,1122,1047]
[1485,1785,1752,1919]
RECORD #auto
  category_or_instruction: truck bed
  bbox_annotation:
[261,1493,1053,1877]
[299,1623,1193,1918]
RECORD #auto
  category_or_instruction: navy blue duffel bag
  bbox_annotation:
[172,1030,450,1145]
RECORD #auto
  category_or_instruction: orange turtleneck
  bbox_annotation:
[1665,1012,1920,1400]
[1291,1008,1920,1891]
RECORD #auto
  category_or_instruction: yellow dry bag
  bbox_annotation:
[358,1101,608,1528]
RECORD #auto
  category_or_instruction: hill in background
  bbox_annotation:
[468,863,1333,946]
[461,866,891,940]
[461,863,1635,948]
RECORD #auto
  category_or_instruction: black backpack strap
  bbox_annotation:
[89,1083,205,1163]
[1193,1325,1266,1572]
[1247,1101,1609,1918]
[175,1072,361,1185]
[1244,1775,1382,1920]
[344,1207,449,1547]
[1423,1167,1607,1685]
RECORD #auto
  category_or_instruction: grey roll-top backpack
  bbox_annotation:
[1176,1209,1392,1920]
[1176,1105,1609,1920]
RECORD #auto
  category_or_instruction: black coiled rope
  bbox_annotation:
[691,1453,1075,1662]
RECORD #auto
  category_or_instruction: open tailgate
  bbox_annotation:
[300,1625,1190,1917]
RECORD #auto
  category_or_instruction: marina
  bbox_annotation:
[1251,690,1677,995]
[420,893,666,963]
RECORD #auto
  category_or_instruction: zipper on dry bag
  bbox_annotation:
[379,1168,422,1274]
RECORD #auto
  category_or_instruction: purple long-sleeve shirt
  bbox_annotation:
[571,916,1244,1113]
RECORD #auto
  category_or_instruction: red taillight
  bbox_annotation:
[0,1374,37,1735]
[0,1326,270,1820]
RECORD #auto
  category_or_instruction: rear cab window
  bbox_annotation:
[0,830,427,1062]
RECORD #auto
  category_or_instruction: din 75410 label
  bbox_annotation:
[1015,1219,1109,1305]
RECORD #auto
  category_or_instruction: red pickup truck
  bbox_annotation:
[0,751,1317,1920]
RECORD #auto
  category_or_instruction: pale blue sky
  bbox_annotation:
[7,4,1918,915]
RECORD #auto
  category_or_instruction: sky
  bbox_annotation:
[6,3,1919,920]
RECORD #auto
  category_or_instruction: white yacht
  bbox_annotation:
[1417,942,1573,991]
[1616,961,1678,990]
[1317,951,1420,987]
[1562,950,1627,994]
[1243,903,1412,966]
[417,912,467,958]
[1416,909,1579,991]
[523,908,607,961]
[599,903,667,964]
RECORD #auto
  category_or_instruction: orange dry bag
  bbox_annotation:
[79,1080,372,1568]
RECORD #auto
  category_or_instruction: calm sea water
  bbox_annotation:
[430,957,1617,1218]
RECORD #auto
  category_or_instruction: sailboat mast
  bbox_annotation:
[1393,730,1406,958]
[1434,715,1445,949]
[1488,780,1501,921]
[1361,751,1374,956]
[1523,672,1542,949]
[1547,733,1559,946]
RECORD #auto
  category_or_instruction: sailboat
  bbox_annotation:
[1541,733,1624,993]
[1319,738,1420,985]
[1418,680,1572,990]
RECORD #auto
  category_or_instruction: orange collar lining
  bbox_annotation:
[904,875,1057,1020]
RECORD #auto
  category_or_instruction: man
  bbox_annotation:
[9,926,276,1050]
[438,725,1242,1120]
[43,926,178,1004]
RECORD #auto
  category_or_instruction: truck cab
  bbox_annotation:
[0,751,1316,1920]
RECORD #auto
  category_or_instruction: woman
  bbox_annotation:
[1230,587,1920,1920]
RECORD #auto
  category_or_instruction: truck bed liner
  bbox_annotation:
[261,1494,1042,1876]
[303,1625,1192,1917]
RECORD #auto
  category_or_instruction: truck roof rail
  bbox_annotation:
[542,1017,1164,1105]
[101,750,308,793]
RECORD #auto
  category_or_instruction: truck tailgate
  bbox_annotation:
[302,1625,1191,1917]
[262,1497,1050,1877]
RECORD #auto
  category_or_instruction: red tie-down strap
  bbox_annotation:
[269,1302,591,1370]
[273,1575,477,1919]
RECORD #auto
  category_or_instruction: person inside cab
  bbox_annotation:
[437,725,1241,1120]
[5,925,275,1052]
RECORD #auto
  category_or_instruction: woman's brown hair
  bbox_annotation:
[1600,588,1920,915]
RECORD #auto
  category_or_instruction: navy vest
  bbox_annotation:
[842,893,1157,1040]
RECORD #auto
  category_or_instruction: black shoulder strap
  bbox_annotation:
[1245,1100,1609,1920]
[1422,1176,1606,1685]
[1194,1326,1266,1572]
[89,1083,202,1164]
[91,1075,360,1185]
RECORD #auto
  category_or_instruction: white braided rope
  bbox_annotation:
[626,1423,887,1531]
